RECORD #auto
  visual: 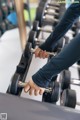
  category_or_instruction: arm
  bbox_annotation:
[32,33,80,87]
[39,3,80,52]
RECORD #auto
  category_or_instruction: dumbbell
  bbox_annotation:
[8,42,56,95]
[1,3,8,19]
[59,70,80,91]
[9,72,59,101]
[60,88,80,108]
[0,22,6,34]
[0,9,3,22]
[39,0,60,8]
[35,7,59,26]
[42,80,59,103]
[33,20,53,33]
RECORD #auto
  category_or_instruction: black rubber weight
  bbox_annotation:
[61,89,76,108]
[60,70,71,90]
[10,73,20,95]
[51,81,59,103]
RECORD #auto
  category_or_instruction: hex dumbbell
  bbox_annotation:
[42,80,59,103]
[35,7,59,26]
[60,89,80,108]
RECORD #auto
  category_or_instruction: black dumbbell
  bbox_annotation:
[33,20,53,33]
[8,42,55,95]
[35,7,59,26]
[60,89,80,108]
[59,69,80,90]
[0,9,3,22]
[0,21,6,34]
[42,81,59,103]
[59,70,71,90]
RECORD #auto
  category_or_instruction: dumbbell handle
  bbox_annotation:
[71,79,80,86]
[43,16,59,23]
[18,81,27,87]
[38,26,53,33]
[44,10,59,16]
[18,81,52,91]
[31,48,56,56]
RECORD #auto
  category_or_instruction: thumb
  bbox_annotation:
[24,83,30,93]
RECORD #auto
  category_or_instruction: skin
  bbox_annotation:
[24,48,49,96]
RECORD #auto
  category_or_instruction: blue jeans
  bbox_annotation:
[32,3,80,88]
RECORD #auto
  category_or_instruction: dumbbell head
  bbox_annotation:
[9,73,21,95]
[60,89,76,108]
[35,7,59,26]
[59,70,71,90]
[42,81,59,103]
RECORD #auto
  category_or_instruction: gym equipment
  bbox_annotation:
[0,93,80,120]
[8,42,33,95]
[39,0,60,9]
[0,9,3,22]
[60,69,80,90]
[0,30,2,37]
[24,1,32,28]
[42,81,59,103]
[33,20,53,33]
[35,7,59,26]
[1,2,8,19]
[60,89,80,108]
[59,70,71,90]
[0,21,6,33]
[8,42,55,95]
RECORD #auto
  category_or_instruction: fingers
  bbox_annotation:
[24,83,30,93]
[24,79,45,96]
[35,48,49,59]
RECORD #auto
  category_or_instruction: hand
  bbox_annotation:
[24,78,45,96]
[35,48,49,59]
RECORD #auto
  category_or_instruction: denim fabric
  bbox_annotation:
[32,3,80,88]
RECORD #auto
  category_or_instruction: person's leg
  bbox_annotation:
[32,34,80,87]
